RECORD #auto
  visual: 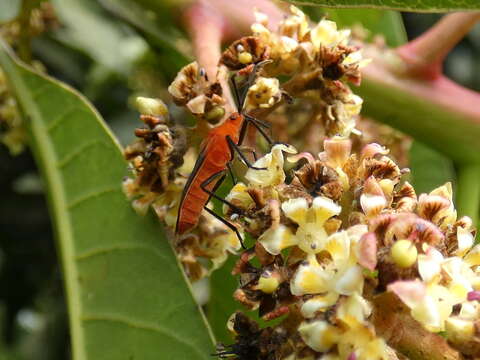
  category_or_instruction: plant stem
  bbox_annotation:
[455,164,480,228]
[359,47,480,164]
[16,0,37,63]
[183,1,224,82]
[397,12,480,80]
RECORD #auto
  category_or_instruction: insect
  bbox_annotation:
[175,62,273,247]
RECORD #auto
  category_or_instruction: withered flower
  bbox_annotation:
[220,36,270,70]
[168,61,225,120]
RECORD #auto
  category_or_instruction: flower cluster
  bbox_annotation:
[122,8,480,359]
[221,135,480,359]
[219,6,369,138]
[123,97,244,280]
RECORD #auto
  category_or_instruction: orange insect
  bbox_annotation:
[175,63,272,246]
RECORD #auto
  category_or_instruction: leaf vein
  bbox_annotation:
[81,313,208,359]
[56,139,110,168]
[29,83,51,99]
[46,106,80,132]
[75,243,170,262]
[67,186,120,209]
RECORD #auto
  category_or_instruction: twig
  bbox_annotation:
[397,12,480,80]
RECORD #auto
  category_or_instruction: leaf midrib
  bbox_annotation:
[0,41,87,359]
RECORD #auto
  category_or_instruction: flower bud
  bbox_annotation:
[238,51,253,64]
[135,97,168,117]
[391,239,417,268]
[256,272,280,294]
[205,106,225,124]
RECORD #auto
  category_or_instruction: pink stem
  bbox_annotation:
[397,12,480,80]
[183,0,225,81]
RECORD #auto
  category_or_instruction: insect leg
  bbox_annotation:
[227,162,237,185]
[230,75,242,112]
[249,116,271,129]
[203,206,245,249]
[200,171,243,214]
[239,146,258,161]
[244,114,274,145]
[227,136,266,171]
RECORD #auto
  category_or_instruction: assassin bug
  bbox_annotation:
[175,62,274,247]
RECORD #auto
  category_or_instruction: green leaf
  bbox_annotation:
[0,0,21,23]
[0,40,214,359]
[288,0,480,12]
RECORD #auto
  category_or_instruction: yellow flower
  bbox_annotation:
[290,231,364,318]
[392,241,480,332]
[298,319,341,352]
[246,77,281,110]
[258,224,296,256]
[300,293,388,360]
[332,93,363,137]
[280,196,342,254]
[311,19,350,49]
[245,143,297,187]
[223,182,254,214]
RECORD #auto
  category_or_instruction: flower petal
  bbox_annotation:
[301,292,339,318]
[258,224,297,255]
[298,320,341,353]
[282,197,309,226]
[312,196,341,226]
[335,265,364,295]
[245,144,297,187]
[291,254,329,295]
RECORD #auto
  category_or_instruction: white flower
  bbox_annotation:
[281,196,341,254]
[245,144,297,187]
[200,211,242,272]
[389,240,480,333]
[311,20,350,49]
[298,319,341,352]
[299,292,388,359]
[246,77,281,110]
[291,232,364,318]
